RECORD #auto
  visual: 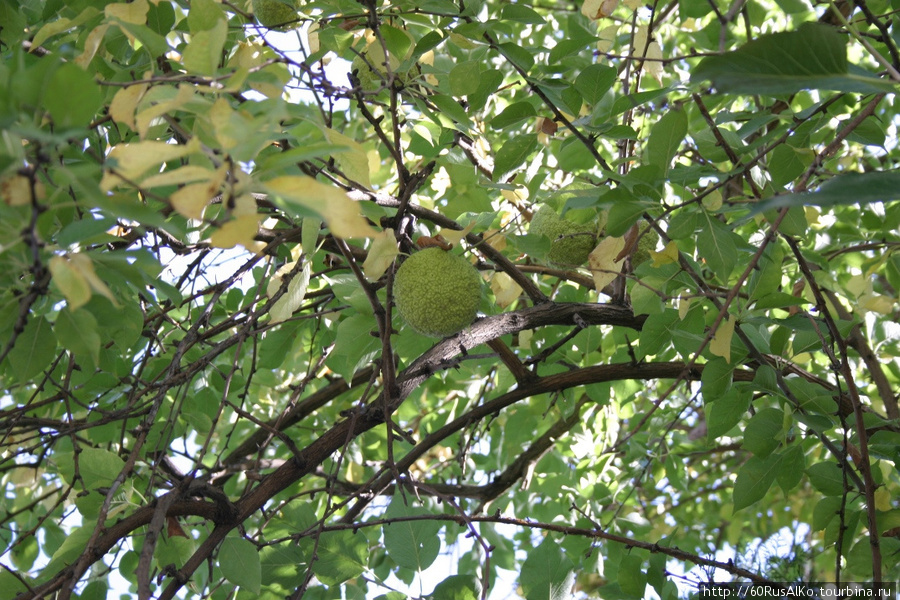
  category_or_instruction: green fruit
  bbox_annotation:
[252,0,297,29]
[633,228,660,266]
[393,247,482,337]
[351,45,408,92]
[529,205,598,266]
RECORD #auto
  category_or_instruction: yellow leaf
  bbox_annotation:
[68,253,119,306]
[362,229,398,282]
[49,255,92,310]
[169,165,227,219]
[483,228,508,252]
[141,165,214,189]
[875,488,892,511]
[702,189,723,211]
[650,240,679,267]
[596,25,618,53]
[170,181,217,220]
[490,272,522,308]
[501,185,529,203]
[437,221,476,248]
[588,235,625,293]
[264,176,377,239]
[307,23,320,54]
[210,214,261,250]
[859,292,894,315]
[105,0,148,24]
[270,260,312,324]
[622,0,642,9]
[232,193,259,217]
[710,314,735,363]
[1,175,33,207]
[678,295,692,320]
[582,0,617,19]
[633,26,650,56]
[109,83,150,130]
[846,274,867,297]
[75,24,110,69]
[324,128,372,189]
[100,138,200,191]
[32,6,102,48]
[134,84,195,138]
[645,41,664,84]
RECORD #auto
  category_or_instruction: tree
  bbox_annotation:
[1,0,899,598]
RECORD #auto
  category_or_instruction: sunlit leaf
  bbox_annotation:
[693,23,897,94]
[264,176,377,239]
[220,537,261,594]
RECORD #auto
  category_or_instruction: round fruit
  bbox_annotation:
[393,247,482,337]
[529,205,599,266]
[252,0,297,29]
[632,227,660,267]
[351,44,408,92]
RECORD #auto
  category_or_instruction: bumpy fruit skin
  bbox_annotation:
[252,0,297,28]
[632,228,660,266]
[393,247,482,337]
[529,205,598,266]
[351,47,407,92]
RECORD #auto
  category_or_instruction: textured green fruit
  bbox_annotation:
[351,46,407,92]
[252,0,297,28]
[393,247,482,337]
[530,205,598,266]
[633,228,660,266]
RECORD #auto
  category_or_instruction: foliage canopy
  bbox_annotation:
[1,0,900,598]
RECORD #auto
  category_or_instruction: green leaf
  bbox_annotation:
[493,134,539,182]
[324,313,380,384]
[520,537,575,600]
[182,18,227,75]
[693,22,897,94]
[806,461,847,496]
[618,554,647,598]
[44,62,102,130]
[187,0,224,33]
[310,530,368,586]
[639,310,679,359]
[812,496,843,530]
[769,144,815,187]
[491,102,537,129]
[741,407,783,458]
[431,575,480,600]
[382,496,442,571]
[776,444,805,493]
[54,307,101,368]
[697,216,737,281]
[220,537,262,594]
[7,316,57,382]
[449,61,482,97]
[646,109,687,176]
[429,94,472,128]
[574,64,616,106]
[733,454,779,511]
[750,171,900,215]
[79,447,126,489]
[701,357,733,400]
[706,386,751,439]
